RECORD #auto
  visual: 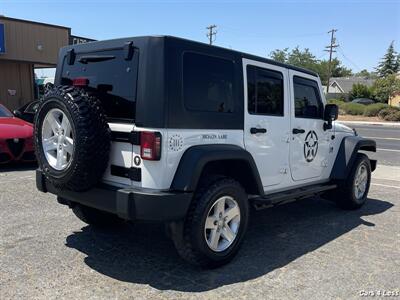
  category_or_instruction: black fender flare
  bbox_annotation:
[170,144,264,195]
[330,136,377,180]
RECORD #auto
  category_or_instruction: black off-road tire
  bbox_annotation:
[327,153,371,210]
[170,176,249,268]
[34,85,110,191]
[72,204,122,227]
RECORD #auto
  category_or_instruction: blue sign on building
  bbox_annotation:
[0,23,5,54]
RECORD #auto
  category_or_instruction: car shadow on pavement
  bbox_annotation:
[65,197,392,292]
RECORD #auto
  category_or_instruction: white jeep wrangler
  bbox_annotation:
[34,36,376,268]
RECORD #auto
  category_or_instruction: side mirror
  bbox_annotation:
[13,110,21,117]
[324,104,338,121]
[323,104,338,130]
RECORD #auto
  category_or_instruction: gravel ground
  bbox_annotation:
[0,164,399,300]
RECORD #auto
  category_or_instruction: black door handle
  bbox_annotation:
[292,128,305,134]
[250,127,267,134]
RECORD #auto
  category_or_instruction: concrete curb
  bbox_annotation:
[337,120,400,127]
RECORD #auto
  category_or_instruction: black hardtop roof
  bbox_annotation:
[64,35,319,77]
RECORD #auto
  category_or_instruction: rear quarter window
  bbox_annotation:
[183,52,235,113]
[60,49,138,121]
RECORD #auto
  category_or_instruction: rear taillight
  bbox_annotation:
[72,77,89,87]
[140,131,161,161]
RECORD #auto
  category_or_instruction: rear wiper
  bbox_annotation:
[78,55,115,64]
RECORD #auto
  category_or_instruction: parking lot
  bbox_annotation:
[1,125,399,299]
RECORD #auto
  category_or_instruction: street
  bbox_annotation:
[0,124,399,299]
[344,123,400,166]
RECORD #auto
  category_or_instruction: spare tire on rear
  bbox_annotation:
[34,85,110,192]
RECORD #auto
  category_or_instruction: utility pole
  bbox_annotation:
[324,29,339,93]
[206,25,217,45]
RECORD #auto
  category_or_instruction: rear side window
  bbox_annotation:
[293,76,323,119]
[60,49,138,121]
[247,65,284,116]
[183,52,234,113]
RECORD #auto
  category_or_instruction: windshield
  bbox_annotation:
[0,105,13,117]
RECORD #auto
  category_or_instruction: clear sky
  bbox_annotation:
[1,0,399,73]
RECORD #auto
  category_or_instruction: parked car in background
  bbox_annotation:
[13,100,40,124]
[0,104,35,164]
[351,98,375,105]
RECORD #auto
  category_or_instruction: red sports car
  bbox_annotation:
[0,104,35,164]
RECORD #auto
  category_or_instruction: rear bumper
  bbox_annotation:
[36,169,193,222]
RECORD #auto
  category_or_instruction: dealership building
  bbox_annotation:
[0,16,94,110]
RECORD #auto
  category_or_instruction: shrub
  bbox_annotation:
[349,83,372,100]
[363,103,389,116]
[342,102,365,115]
[378,107,400,119]
[383,111,400,121]
[327,99,345,107]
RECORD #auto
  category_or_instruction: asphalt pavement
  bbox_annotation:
[0,123,399,299]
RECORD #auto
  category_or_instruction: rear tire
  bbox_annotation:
[328,153,371,210]
[171,176,249,268]
[72,204,122,227]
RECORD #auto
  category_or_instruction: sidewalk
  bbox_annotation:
[337,120,400,127]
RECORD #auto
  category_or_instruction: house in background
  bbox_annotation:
[389,91,400,108]
[325,77,375,100]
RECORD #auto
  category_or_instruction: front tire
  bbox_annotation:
[171,177,249,268]
[333,153,372,210]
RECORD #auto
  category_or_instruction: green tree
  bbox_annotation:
[287,47,318,70]
[349,83,372,100]
[376,41,399,77]
[355,69,370,77]
[269,48,289,63]
[317,58,352,84]
[398,53,400,71]
[372,74,400,103]
[354,69,378,79]
[268,47,352,85]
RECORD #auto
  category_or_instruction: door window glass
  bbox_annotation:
[247,65,284,116]
[293,76,323,119]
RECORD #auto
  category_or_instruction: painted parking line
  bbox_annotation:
[365,136,400,141]
[371,183,400,189]
[377,148,400,152]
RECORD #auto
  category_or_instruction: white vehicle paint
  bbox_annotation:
[36,36,379,268]
[243,59,291,189]
[102,57,354,194]
[288,69,331,182]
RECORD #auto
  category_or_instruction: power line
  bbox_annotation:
[337,45,362,72]
[206,24,217,45]
[317,52,328,60]
[220,25,327,39]
[324,29,339,92]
